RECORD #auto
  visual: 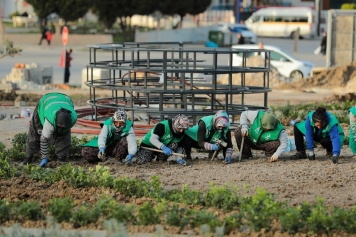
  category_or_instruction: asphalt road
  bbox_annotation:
[0,37,326,87]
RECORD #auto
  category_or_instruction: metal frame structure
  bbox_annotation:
[84,42,271,125]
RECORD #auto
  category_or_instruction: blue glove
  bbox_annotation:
[39,158,48,167]
[212,144,219,151]
[224,157,231,164]
[98,147,106,160]
[177,159,188,166]
[162,145,173,156]
[124,154,133,164]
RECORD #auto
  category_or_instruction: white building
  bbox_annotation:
[0,0,35,18]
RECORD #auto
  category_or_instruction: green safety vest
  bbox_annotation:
[349,107,356,153]
[296,111,345,145]
[185,115,229,143]
[248,111,284,145]
[142,120,184,147]
[83,119,133,148]
[37,93,77,134]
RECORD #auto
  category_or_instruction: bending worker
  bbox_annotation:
[21,93,77,167]
[234,110,288,162]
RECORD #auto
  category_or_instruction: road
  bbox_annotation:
[0,37,325,87]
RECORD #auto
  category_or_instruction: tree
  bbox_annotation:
[56,0,92,22]
[92,0,121,30]
[26,0,57,28]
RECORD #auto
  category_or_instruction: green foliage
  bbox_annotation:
[241,187,284,231]
[103,219,130,237]
[307,197,335,235]
[151,175,163,198]
[71,203,101,227]
[203,183,239,211]
[14,200,44,221]
[0,157,17,179]
[22,165,55,183]
[0,142,5,153]
[70,135,91,157]
[0,199,13,222]
[279,207,304,234]
[96,196,135,224]
[137,201,160,225]
[165,203,189,228]
[89,165,114,188]
[179,184,203,205]
[48,196,75,222]
[278,101,299,119]
[341,3,356,9]
[224,213,242,235]
[113,176,151,197]
[190,209,222,230]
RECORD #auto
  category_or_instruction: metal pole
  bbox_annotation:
[236,0,241,23]
[315,0,321,37]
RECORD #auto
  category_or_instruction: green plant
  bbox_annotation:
[113,176,151,197]
[307,197,334,235]
[223,213,242,235]
[279,207,304,234]
[71,203,101,227]
[0,199,13,221]
[190,209,222,230]
[0,142,5,152]
[0,157,17,179]
[108,204,135,224]
[203,183,240,210]
[14,200,44,221]
[48,196,75,222]
[165,203,189,228]
[137,201,160,225]
[89,165,114,188]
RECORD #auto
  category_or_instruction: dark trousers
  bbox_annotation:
[180,135,228,158]
[64,67,70,84]
[294,125,332,152]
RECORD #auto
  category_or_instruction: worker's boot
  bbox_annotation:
[20,155,33,166]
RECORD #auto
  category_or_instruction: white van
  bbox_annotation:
[245,7,326,38]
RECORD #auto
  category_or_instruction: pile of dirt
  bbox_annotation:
[324,93,356,103]
[277,61,356,90]
[218,56,287,87]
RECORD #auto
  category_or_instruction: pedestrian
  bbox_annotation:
[20,93,77,167]
[136,114,190,166]
[349,105,356,154]
[64,49,73,84]
[38,26,48,45]
[234,110,288,162]
[46,30,52,46]
[320,31,327,57]
[81,109,137,164]
[291,107,344,164]
[237,33,245,45]
[183,110,233,164]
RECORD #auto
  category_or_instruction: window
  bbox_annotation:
[252,16,261,22]
[270,52,290,62]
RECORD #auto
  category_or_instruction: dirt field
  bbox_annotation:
[1,87,356,215]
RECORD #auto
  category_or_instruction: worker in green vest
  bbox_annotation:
[291,107,344,164]
[183,110,233,164]
[20,93,77,167]
[349,105,356,154]
[81,109,137,163]
[136,114,189,166]
[234,110,288,162]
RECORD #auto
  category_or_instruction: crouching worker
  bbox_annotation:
[234,110,288,162]
[21,93,77,167]
[81,109,137,164]
[183,110,233,164]
[291,107,344,164]
[349,105,356,154]
[136,114,189,166]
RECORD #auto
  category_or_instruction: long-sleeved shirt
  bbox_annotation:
[196,120,233,149]
[240,110,288,158]
[305,113,340,155]
[98,125,137,155]
[40,119,54,158]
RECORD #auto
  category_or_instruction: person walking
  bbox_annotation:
[136,114,190,166]
[183,110,233,164]
[234,110,288,162]
[64,49,73,84]
[20,93,77,167]
[291,107,344,164]
[320,31,327,57]
[38,26,48,45]
[81,109,137,164]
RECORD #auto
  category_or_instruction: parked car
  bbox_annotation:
[231,44,314,80]
[216,22,257,44]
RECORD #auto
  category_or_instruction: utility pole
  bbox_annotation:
[235,0,241,23]
[315,0,322,37]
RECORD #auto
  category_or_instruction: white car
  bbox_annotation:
[231,44,314,80]
[216,22,257,44]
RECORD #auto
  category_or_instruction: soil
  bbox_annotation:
[1,83,356,234]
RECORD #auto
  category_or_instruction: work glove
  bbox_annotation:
[123,154,133,164]
[39,158,48,168]
[331,154,339,164]
[177,159,188,166]
[98,147,106,160]
[162,145,173,156]
[224,156,231,164]
[211,144,219,151]
[241,127,249,137]
[307,150,315,160]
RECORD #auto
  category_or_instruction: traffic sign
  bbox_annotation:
[62,26,68,46]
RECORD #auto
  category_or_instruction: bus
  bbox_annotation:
[245,7,326,39]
